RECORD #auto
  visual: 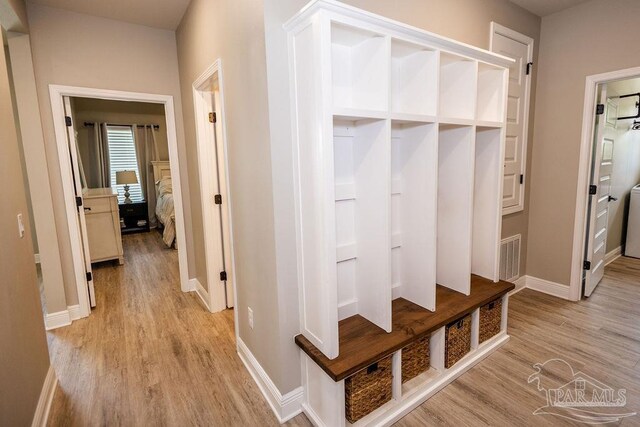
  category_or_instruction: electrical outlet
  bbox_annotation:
[248,307,254,329]
[17,214,25,238]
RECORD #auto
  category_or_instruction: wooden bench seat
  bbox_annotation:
[295,275,515,381]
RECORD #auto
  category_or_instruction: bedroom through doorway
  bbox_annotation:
[67,97,182,310]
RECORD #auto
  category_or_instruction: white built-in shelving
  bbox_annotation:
[286,0,513,425]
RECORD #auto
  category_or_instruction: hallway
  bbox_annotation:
[46,232,289,426]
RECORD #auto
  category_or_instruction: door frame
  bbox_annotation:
[570,66,640,300]
[489,22,534,216]
[49,85,190,318]
[191,59,238,316]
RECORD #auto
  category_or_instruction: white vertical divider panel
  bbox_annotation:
[436,125,475,295]
[391,122,438,311]
[430,328,446,371]
[353,117,392,332]
[472,127,504,281]
[302,352,346,427]
[471,308,480,349]
[290,15,340,359]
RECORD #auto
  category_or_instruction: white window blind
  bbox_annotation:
[107,125,143,203]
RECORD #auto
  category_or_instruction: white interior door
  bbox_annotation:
[63,96,96,307]
[212,79,234,308]
[584,85,614,297]
[490,23,533,215]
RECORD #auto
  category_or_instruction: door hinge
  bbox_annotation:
[209,112,217,123]
[86,271,93,282]
[214,194,222,205]
[520,174,524,185]
[589,185,597,195]
[76,196,83,207]
[220,271,227,281]
[583,261,591,271]
[65,116,72,126]
[526,62,533,75]
[596,104,605,115]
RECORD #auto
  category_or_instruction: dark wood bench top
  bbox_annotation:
[295,275,514,381]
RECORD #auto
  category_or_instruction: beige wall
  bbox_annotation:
[0,29,50,427]
[176,0,287,389]
[72,98,169,189]
[27,3,199,306]
[527,0,640,285]
[263,0,540,393]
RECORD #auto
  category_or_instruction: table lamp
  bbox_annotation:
[116,170,138,204]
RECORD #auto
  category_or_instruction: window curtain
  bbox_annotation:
[132,125,160,228]
[89,122,110,188]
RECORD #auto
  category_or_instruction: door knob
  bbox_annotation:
[608,196,618,202]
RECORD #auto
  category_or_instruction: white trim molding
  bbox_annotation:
[509,275,527,295]
[571,66,640,301]
[44,309,71,330]
[190,278,210,311]
[521,275,571,300]
[237,338,303,423]
[48,85,191,322]
[605,246,623,266]
[34,253,41,264]
[31,366,57,427]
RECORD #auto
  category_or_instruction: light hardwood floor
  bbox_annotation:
[47,234,640,426]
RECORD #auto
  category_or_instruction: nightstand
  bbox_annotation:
[119,201,150,234]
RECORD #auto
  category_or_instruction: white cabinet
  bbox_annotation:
[83,188,124,264]
[286,2,512,424]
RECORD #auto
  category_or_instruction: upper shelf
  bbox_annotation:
[295,275,515,381]
[284,0,515,69]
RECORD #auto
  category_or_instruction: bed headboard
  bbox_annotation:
[151,161,171,183]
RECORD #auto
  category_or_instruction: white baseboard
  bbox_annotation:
[523,275,571,300]
[190,278,210,311]
[34,253,41,264]
[605,246,623,266]
[509,275,527,296]
[31,365,57,427]
[237,338,303,423]
[44,309,71,330]
[68,304,82,321]
[45,304,83,330]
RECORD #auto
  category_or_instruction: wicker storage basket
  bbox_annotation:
[344,355,393,423]
[479,298,502,343]
[444,314,471,369]
[401,335,430,383]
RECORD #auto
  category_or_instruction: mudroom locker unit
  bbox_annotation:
[285,1,515,425]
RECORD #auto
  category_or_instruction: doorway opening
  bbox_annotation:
[49,86,190,319]
[192,60,236,315]
[573,68,640,299]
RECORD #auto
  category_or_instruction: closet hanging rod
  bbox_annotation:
[83,122,160,129]
[610,92,640,121]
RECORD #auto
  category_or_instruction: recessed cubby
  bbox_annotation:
[477,63,507,123]
[437,124,475,295]
[333,118,391,330]
[472,127,503,280]
[332,23,388,112]
[391,40,438,116]
[439,53,477,120]
[391,121,437,311]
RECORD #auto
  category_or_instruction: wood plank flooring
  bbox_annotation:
[47,235,640,426]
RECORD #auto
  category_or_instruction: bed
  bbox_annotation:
[152,161,176,248]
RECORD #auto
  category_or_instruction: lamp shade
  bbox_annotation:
[116,170,138,185]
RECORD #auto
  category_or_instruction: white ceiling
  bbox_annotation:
[29,0,191,30]
[509,0,590,17]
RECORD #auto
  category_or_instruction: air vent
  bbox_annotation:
[500,234,521,282]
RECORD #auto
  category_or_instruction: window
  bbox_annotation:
[107,125,143,203]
